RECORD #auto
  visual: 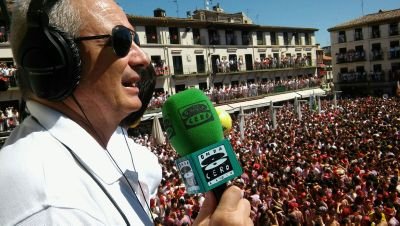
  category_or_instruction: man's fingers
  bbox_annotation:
[216,185,243,211]
[238,198,251,217]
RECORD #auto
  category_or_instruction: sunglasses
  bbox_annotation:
[75,25,140,57]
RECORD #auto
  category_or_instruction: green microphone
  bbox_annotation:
[162,88,242,201]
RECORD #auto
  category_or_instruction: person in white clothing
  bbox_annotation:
[0,0,252,225]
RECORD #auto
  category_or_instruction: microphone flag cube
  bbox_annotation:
[175,139,242,194]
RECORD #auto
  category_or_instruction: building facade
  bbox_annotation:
[0,4,320,104]
[130,6,319,95]
[328,8,400,96]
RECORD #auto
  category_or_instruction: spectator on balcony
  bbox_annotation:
[222,57,229,73]
[255,58,261,70]
[0,26,5,43]
[237,56,244,71]
[215,57,221,73]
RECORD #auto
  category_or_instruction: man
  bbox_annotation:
[0,0,252,225]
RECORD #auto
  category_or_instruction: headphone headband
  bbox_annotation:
[18,0,81,101]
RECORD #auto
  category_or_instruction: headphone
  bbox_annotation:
[17,0,81,101]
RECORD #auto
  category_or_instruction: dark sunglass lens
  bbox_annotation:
[112,26,132,57]
[133,32,140,47]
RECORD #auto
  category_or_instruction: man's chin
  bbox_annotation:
[120,101,143,128]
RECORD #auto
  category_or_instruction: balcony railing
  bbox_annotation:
[369,71,385,82]
[338,71,389,83]
[146,78,323,111]
[336,51,366,63]
[389,28,399,36]
[389,70,400,82]
[337,72,367,83]
[370,50,384,61]
[389,49,400,59]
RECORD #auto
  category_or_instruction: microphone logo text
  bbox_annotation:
[180,101,214,129]
[198,145,234,186]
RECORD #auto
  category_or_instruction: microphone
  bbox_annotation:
[161,88,242,201]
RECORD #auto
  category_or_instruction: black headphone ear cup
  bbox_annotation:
[47,26,81,99]
[18,23,81,101]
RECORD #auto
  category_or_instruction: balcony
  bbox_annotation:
[337,72,367,83]
[146,77,324,111]
[371,31,380,39]
[336,50,366,64]
[389,48,400,59]
[389,28,399,36]
[389,70,400,82]
[369,71,385,82]
[252,56,315,71]
[338,71,391,84]
[370,50,384,61]
[338,35,346,43]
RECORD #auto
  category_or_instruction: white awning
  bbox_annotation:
[141,88,326,120]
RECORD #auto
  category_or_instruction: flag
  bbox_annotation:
[151,115,165,145]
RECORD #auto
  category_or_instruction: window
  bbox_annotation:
[175,84,186,93]
[293,32,299,45]
[355,45,365,61]
[356,66,365,74]
[256,31,264,45]
[199,82,208,91]
[270,32,277,45]
[226,30,236,45]
[389,23,399,36]
[354,28,363,41]
[338,31,346,43]
[337,47,347,63]
[371,25,380,38]
[196,55,205,73]
[172,55,183,75]
[283,32,289,45]
[340,68,348,73]
[389,40,400,59]
[193,28,201,45]
[373,64,382,72]
[304,33,311,45]
[371,64,383,81]
[209,29,220,45]
[371,43,383,61]
[151,55,165,76]
[242,31,251,45]
[169,27,180,44]
[151,55,162,68]
[339,67,348,82]
[145,26,158,44]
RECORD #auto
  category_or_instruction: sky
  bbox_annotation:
[116,0,400,47]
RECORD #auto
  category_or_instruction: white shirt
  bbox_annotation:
[0,101,162,226]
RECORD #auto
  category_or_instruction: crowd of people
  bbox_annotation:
[254,55,312,70]
[206,77,322,104]
[147,77,324,110]
[214,54,313,74]
[133,96,400,226]
[0,106,19,132]
[0,63,17,91]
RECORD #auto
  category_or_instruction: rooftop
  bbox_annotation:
[328,8,400,31]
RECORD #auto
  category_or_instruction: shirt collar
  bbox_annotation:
[26,100,122,184]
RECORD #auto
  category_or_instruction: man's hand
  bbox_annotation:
[193,185,253,226]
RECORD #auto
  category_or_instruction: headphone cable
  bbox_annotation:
[71,94,155,224]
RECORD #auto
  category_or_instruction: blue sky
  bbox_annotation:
[116,0,399,47]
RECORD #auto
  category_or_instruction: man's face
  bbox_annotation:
[75,0,149,121]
